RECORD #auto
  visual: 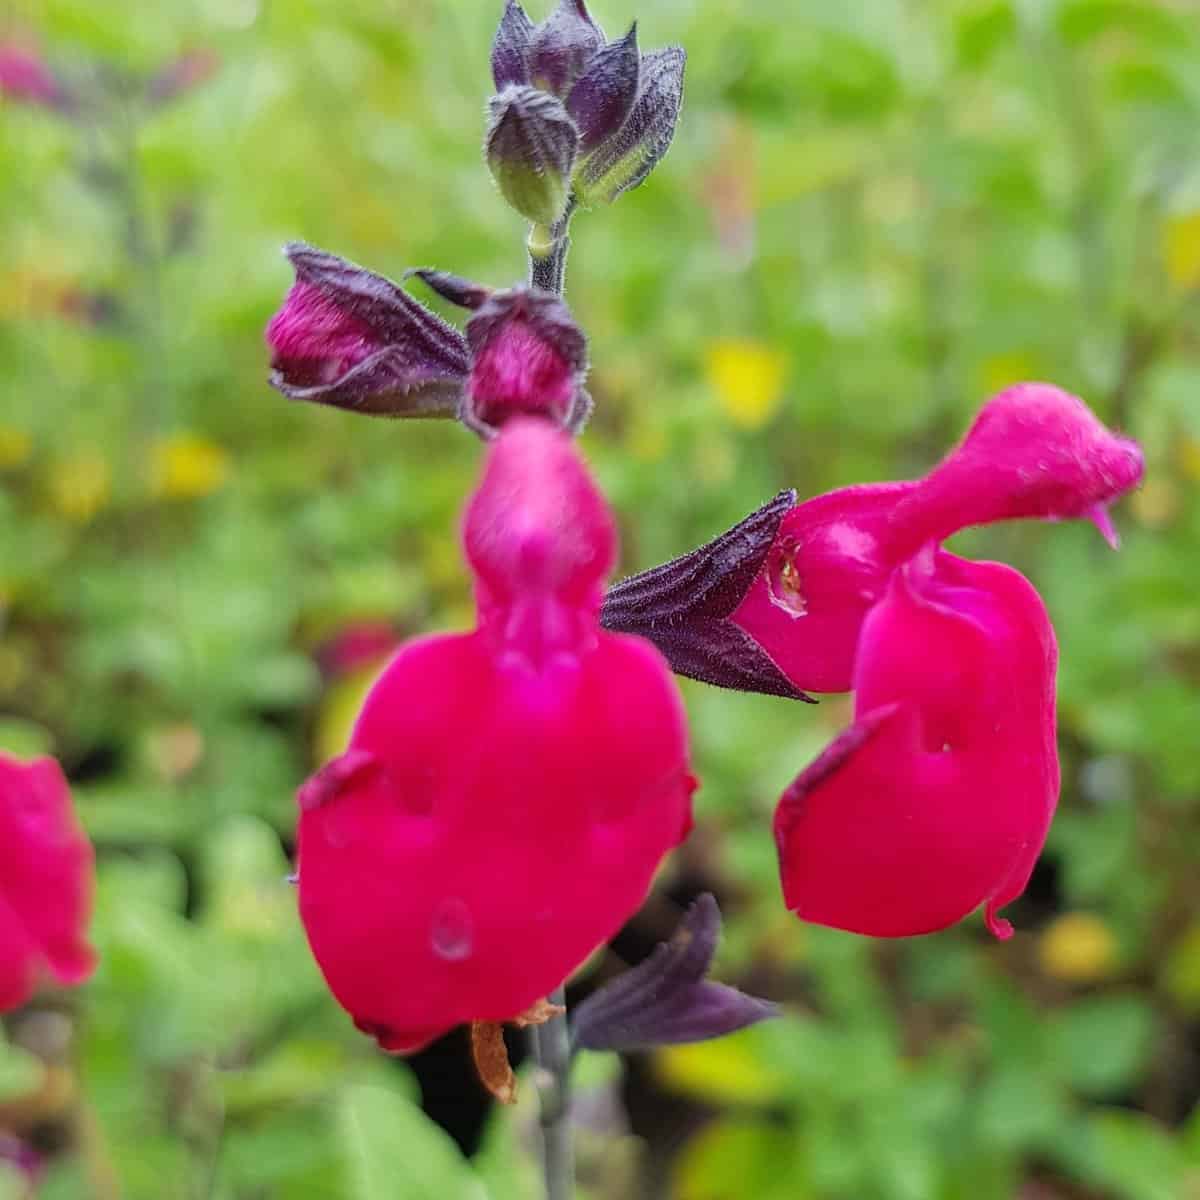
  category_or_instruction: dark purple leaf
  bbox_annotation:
[572,894,780,1054]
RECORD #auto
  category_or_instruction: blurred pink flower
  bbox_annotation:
[0,42,66,110]
[0,755,96,1011]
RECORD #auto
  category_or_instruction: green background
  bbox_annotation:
[2,0,1199,1196]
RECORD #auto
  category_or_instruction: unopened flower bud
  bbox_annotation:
[486,85,579,226]
[565,23,640,153]
[575,45,685,206]
[463,286,590,436]
[491,0,535,90]
[527,0,604,97]
[266,244,469,418]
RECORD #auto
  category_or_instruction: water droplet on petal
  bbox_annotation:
[431,898,474,962]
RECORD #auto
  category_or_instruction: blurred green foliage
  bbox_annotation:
[2,0,1199,1196]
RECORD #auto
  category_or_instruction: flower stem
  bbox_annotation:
[528,199,577,296]
[531,986,574,1200]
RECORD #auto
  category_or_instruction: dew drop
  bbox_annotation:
[430,898,474,962]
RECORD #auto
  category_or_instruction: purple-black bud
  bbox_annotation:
[571,894,780,1054]
[565,22,640,153]
[575,44,686,206]
[266,244,469,418]
[527,0,604,97]
[601,489,813,700]
[491,0,535,90]
[462,286,591,437]
[486,85,580,226]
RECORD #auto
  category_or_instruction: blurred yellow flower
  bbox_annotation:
[1163,923,1200,1015]
[1163,210,1200,290]
[0,426,32,469]
[1131,478,1179,529]
[48,452,110,523]
[150,433,230,500]
[657,1029,786,1105]
[1178,437,1200,483]
[705,339,788,430]
[1037,911,1119,984]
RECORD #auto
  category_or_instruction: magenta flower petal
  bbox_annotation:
[730,482,918,694]
[297,421,694,1052]
[774,548,1059,939]
[0,755,96,1011]
[899,382,1145,540]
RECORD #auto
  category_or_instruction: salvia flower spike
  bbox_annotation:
[0,755,96,1011]
[295,420,695,1054]
[775,548,1059,940]
[571,893,779,1054]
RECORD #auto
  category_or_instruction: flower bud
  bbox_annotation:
[527,0,604,97]
[486,85,580,226]
[491,0,535,90]
[575,45,685,206]
[266,243,469,418]
[565,23,640,154]
[463,286,590,436]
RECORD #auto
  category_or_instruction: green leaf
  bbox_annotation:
[0,1031,44,1102]
[1050,997,1155,1098]
[337,1080,486,1200]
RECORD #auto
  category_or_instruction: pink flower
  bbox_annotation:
[775,547,1058,940]
[0,43,67,110]
[464,290,586,434]
[0,755,96,1011]
[295,420,695,1053]
[732,384,1143,694]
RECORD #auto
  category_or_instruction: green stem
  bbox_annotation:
[530,986,574,1200]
